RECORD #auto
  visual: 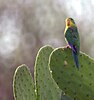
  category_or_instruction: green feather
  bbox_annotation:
[64,26,80,54]
[64,25,80,68]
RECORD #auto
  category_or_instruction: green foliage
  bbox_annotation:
[13,64,36,100]
[49,47,94,100]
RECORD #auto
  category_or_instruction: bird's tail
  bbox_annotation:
[72,50,79,69]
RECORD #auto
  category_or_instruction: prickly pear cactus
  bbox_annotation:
[49,47,94,100]
[34,45,62,100]
[13,64,36,100]
[61,95,73,100]
[13,46,72,100]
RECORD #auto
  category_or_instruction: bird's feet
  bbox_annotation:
[66,45,71,48]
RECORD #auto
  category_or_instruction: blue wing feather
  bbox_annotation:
[68,42,79,69]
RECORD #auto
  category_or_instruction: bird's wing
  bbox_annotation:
[65,27,80,54]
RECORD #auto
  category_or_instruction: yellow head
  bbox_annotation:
[65,18,76,27]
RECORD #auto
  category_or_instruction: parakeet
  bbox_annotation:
[64,18,80,69]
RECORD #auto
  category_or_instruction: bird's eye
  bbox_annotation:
[70,18,73,21]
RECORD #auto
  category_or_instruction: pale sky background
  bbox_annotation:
[0,0,94,60]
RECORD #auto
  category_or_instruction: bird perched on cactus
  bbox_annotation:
[64,18,80,69]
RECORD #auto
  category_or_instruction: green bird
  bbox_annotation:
[64,18,80,69]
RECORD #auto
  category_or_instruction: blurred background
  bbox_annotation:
[0,0,94,99]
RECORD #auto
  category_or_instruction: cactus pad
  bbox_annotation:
[34,45,62,100]
[13,64,36,100]
[49,47,94,100]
